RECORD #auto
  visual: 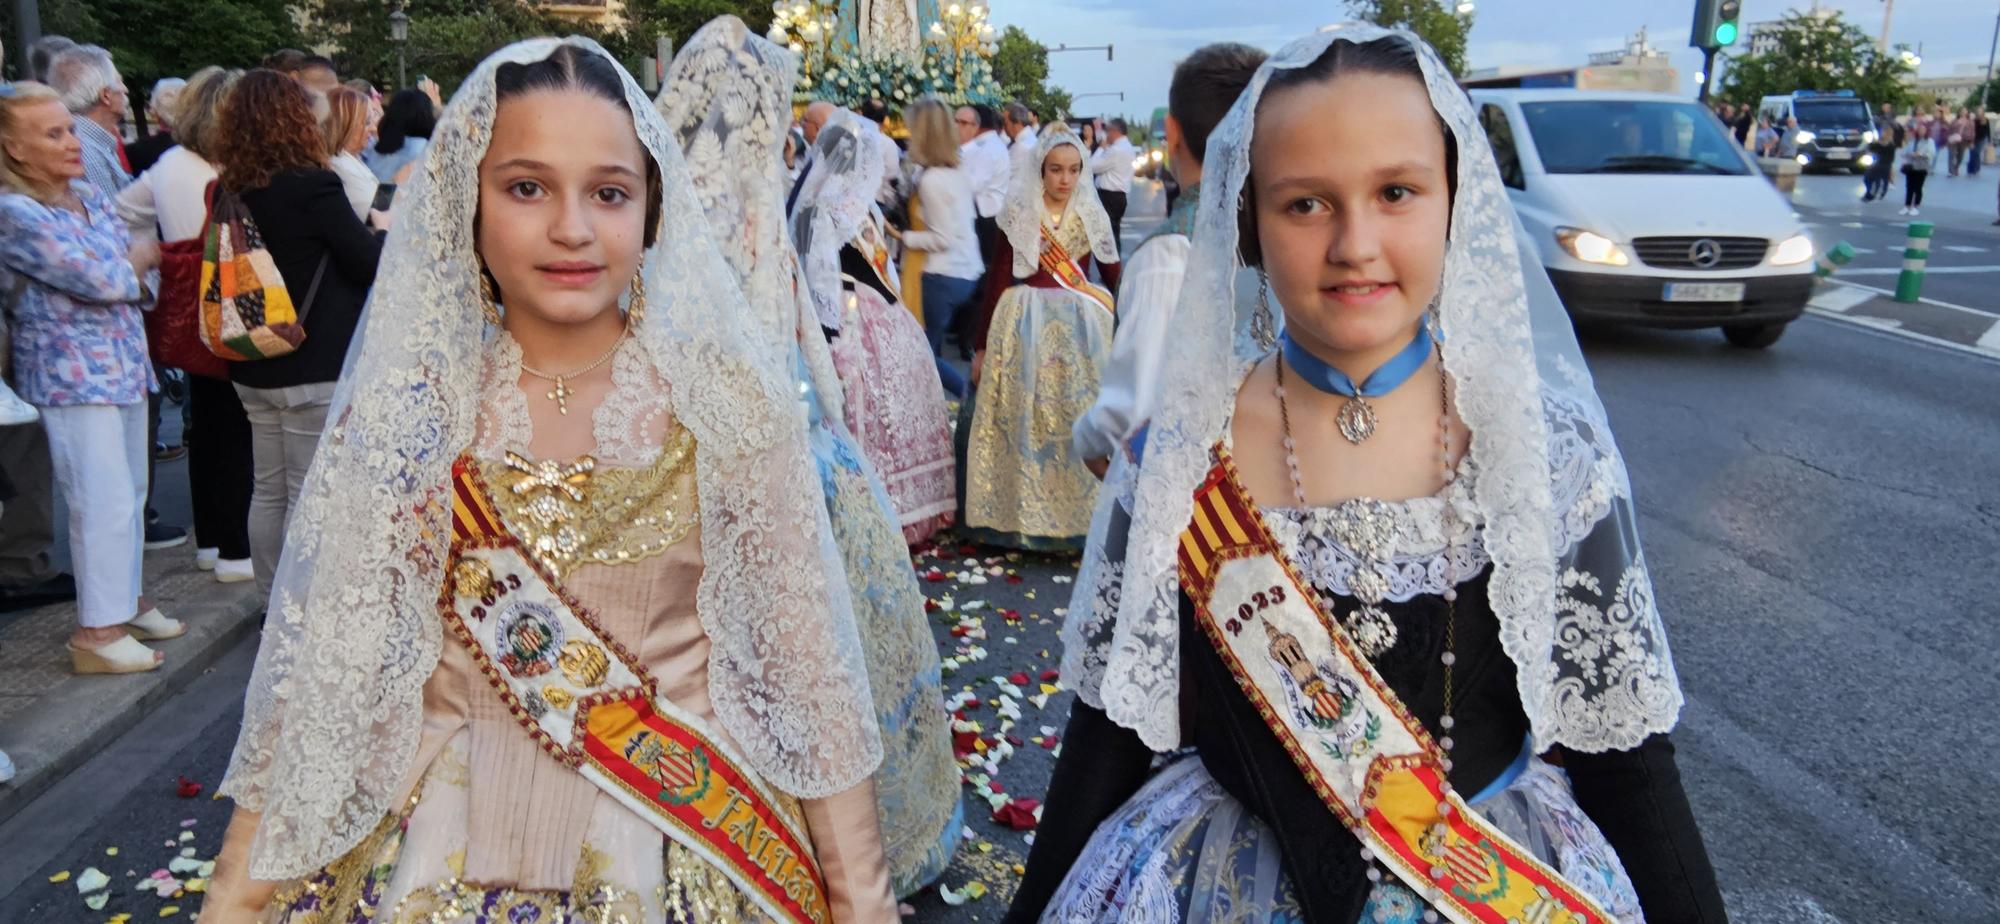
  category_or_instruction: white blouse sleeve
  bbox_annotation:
[1072,234,1191,459]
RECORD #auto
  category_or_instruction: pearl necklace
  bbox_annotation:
[1276,348,1462,921]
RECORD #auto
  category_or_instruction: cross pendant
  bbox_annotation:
[547,377,571,415]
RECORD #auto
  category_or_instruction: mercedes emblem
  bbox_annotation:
[1688,238,1722,269]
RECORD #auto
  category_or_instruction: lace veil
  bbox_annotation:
[787,107,890,333]
[658,16,845,424]
[997,123,1120,278]
[220,36,881,879]
[1063,24,1683,756]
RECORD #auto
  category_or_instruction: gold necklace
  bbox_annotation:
[518,326,629,416]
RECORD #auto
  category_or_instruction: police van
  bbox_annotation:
[1758,90,1878,173]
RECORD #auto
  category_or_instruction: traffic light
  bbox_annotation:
[1691,0,1743,50]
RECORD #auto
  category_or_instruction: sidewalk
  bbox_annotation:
[0,405,268,822]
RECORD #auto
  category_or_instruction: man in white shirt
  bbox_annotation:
[956,104,1012,357]
[1003,102,1038,178]
[1087,117,1137,242]
[858,97,903,205]
[1074,43,1267,476]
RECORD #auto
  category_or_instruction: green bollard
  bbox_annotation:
[1895,222,1932,303]
[1814,241,1855,279]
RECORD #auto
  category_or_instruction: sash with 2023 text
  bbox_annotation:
[440,457,832,924]
[1177,448,1614,924]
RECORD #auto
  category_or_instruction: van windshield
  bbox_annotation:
[1519,99,1755,176]
[1794,98,1872,128]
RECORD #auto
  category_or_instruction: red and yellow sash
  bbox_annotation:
[1039,223,1115,317]
[1177,448,1613,924]
[443,458,832,924]
[851,222,901,302]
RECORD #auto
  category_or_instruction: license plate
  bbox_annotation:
[1663,283,1745,303]
[1826,149,1853,160]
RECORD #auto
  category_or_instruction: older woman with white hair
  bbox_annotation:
[0,82,182,674]
[124,77,185,175]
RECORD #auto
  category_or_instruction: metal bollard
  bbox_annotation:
[1895,222,1932,303]
[1814,241,1855,278]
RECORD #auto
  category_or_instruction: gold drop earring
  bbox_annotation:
[624,270,646,328]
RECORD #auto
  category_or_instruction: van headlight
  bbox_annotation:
[1862,129,1877,144]
[1794,129,1815,145]
[1770,233,1815,267]
[1555,227,1631,267]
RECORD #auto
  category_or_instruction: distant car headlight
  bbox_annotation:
[1555,227,1630,267]
[1770,233,1815,267]
[1859,153,1877,166]
[1796,154,1811,165]
[1795,130,1815,145]
[1862,129,1878,144]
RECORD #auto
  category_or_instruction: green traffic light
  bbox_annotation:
[1714,21,1738,45]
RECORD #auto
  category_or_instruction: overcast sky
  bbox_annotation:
[990,0,1994,118]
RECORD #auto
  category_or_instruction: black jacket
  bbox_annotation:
[227,168,382,390]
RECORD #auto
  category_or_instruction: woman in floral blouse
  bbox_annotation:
[0,81,183,673]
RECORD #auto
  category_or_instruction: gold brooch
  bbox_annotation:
[453,558,496,599]
[558,639,611,688]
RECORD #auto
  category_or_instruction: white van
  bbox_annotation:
[1469,89,1818,348]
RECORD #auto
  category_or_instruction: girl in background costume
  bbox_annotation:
[197,38,899,923]
[960,125,1121,551]
[1007,26,1725,924]
[659,16,961,897]
[786,99,957,545]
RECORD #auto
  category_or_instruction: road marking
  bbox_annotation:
[1942,245,1989,253]
[1824,278,2000,319]
[1845,246,1875,254]
[1978,321,2000,353]
[1807,286,1874,313]
[1840,221,1865,228]
[1840,264,2000,276]
[1807,310,2000,361]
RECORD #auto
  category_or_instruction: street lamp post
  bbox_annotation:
[768,1,843,91]
[389,5,409,89]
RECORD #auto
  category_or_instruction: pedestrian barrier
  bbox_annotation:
[1814,241,1855,279]
[1895,222,1932,303]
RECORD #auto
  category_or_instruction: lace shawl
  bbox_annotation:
[1061,24,1683,756]
[657,16,845,425]
[998,124,1121,279]
[219,36,881,880]
[788,108,892,333]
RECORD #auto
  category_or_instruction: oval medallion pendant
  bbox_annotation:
[1337,396,1378,444]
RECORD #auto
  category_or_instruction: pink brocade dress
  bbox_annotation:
[829,283,957,545]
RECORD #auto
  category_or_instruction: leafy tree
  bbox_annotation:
[1716,10,1912,110]
[1346,0,1470,77]
[1965,80,2000,112]
[302,0,625,94]
[990,25,1071,122]
[3,0,299,125]
[620,0,774,60]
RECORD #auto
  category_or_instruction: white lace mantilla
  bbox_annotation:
[1064,24,1683,758]
[1262,486,1488,606]
[220,37,881,881]
[470,333,668,468]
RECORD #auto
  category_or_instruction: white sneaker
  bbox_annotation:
[195,547,220,571]
[214,558,254,584]
[1898,207,1911,215]
[0,748,14,784]
[1909,208,1920,216]
[0,384,37,427]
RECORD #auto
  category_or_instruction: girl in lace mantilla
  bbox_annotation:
[958,124,1123,552]
[200,38,897,924]
[1007,26,1727,924]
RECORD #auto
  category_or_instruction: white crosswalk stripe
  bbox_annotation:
[1942,245,1989,253]
[1808,286,1874,313]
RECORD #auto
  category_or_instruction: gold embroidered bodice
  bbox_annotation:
[471,420,700,579]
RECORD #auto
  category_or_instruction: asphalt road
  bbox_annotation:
[1791,169,2000,313]
[4,182,1997,922]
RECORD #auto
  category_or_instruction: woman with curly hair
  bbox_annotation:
[213,68,382,594]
